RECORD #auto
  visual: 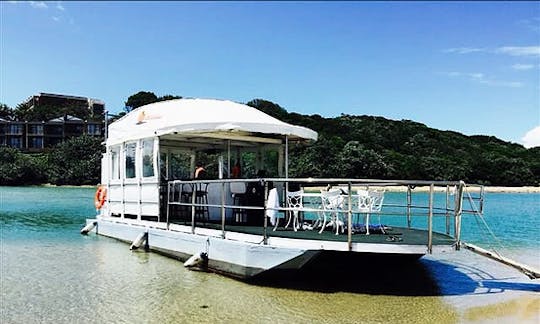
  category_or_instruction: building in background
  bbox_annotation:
[24,92,105,118]
[0,93,105,152]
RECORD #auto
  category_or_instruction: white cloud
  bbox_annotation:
[468,73,484,80]
[445,71,523,88]
[511,64,536,71]
[517,17,540,34]
[477,79,523,88]
[443,47,485,54]
[29,1,48,9]
[56,1,65,11]
[522,126,540,148]
[52,16,60,22]
[444,46,540,57]
[495,46,540,57]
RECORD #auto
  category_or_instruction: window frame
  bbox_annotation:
[141,138,156,178]
[124,141,137,180]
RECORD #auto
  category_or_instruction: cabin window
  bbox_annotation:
[125,142,136,179]
[240,152,257,178]
[111,146,120,180]
[263,150,279,177]
[142,139,155,177]
[170,152,191,180]
[160,152,168,180]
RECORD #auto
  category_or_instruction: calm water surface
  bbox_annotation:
[1,186,538,323]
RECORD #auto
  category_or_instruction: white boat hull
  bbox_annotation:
[89,218,319,279]
[86,217,447,279]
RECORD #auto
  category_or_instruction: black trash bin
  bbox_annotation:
[244,182,265,226]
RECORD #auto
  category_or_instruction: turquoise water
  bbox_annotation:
[1,186,539,323]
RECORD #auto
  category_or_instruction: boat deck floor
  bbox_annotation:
[170,221,455,246]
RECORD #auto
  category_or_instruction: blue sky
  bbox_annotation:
[2,1,539,146]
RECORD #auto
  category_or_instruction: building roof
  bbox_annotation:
[49,115,84,122]
[106,98,318,146]
[36,92,88,101]
[24,92,105,106]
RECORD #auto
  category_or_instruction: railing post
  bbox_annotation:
[479,185,485,215]
[406,185,412,228]
[347,182,352,251]
[191,182,196,234]
[445,185,450,235]
[166,182,171,230]
[428,184,433,254]
[263,180,269,245]
[221,181,226,238]
[454,181,465,250]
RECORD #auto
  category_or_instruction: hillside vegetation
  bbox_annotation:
[1,93,538,186]
[248,99,539,186]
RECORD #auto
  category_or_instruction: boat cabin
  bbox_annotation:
[102,98,317,224]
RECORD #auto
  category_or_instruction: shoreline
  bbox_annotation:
[1,183,538,193]
[40,183,98,188]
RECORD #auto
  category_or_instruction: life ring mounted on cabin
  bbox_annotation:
[94,186,107,209]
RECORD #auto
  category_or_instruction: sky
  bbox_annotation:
[1,1,539,147]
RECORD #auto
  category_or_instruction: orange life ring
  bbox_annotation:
[94,186,107,209]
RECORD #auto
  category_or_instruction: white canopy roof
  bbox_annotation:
[106,98,318,146]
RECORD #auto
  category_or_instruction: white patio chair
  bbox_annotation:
[357,189,385,235]
[319,189,345,235]
[369,190,386,233]
[355,189,372,227]
[283,189,304,232]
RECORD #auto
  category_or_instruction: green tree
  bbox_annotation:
[47,135,104,185]
[0,103,13,120]
[340,141,391,178]
[0,147,46,185]
[125,91,159,111]
[158,95,182,102]
[247,99,289,121]
[290,135,344,177]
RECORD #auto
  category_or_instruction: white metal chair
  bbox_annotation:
[357,189,385,235]
[369,190,385,233]
[318,189,345,235]
[355,189,372,233]
[369,190,385,213]
[284,189,304,232]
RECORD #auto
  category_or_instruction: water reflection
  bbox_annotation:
[251,256,440,296]
[2,236,458,324]
[2,187,538,323]
[423,257,540,296]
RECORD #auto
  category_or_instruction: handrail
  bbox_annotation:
[169,177,464,187]
[164,177,475,249]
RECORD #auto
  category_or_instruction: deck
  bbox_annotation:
[170,221,456,246]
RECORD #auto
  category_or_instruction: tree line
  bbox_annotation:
[1,92,538,186]
[0,135,103,185]
[247,99,539,186]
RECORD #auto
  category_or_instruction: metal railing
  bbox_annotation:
[166,178,477,252]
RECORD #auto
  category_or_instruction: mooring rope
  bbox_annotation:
[464,185,505,255]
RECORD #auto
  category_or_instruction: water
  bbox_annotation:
[1,186,539,323]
